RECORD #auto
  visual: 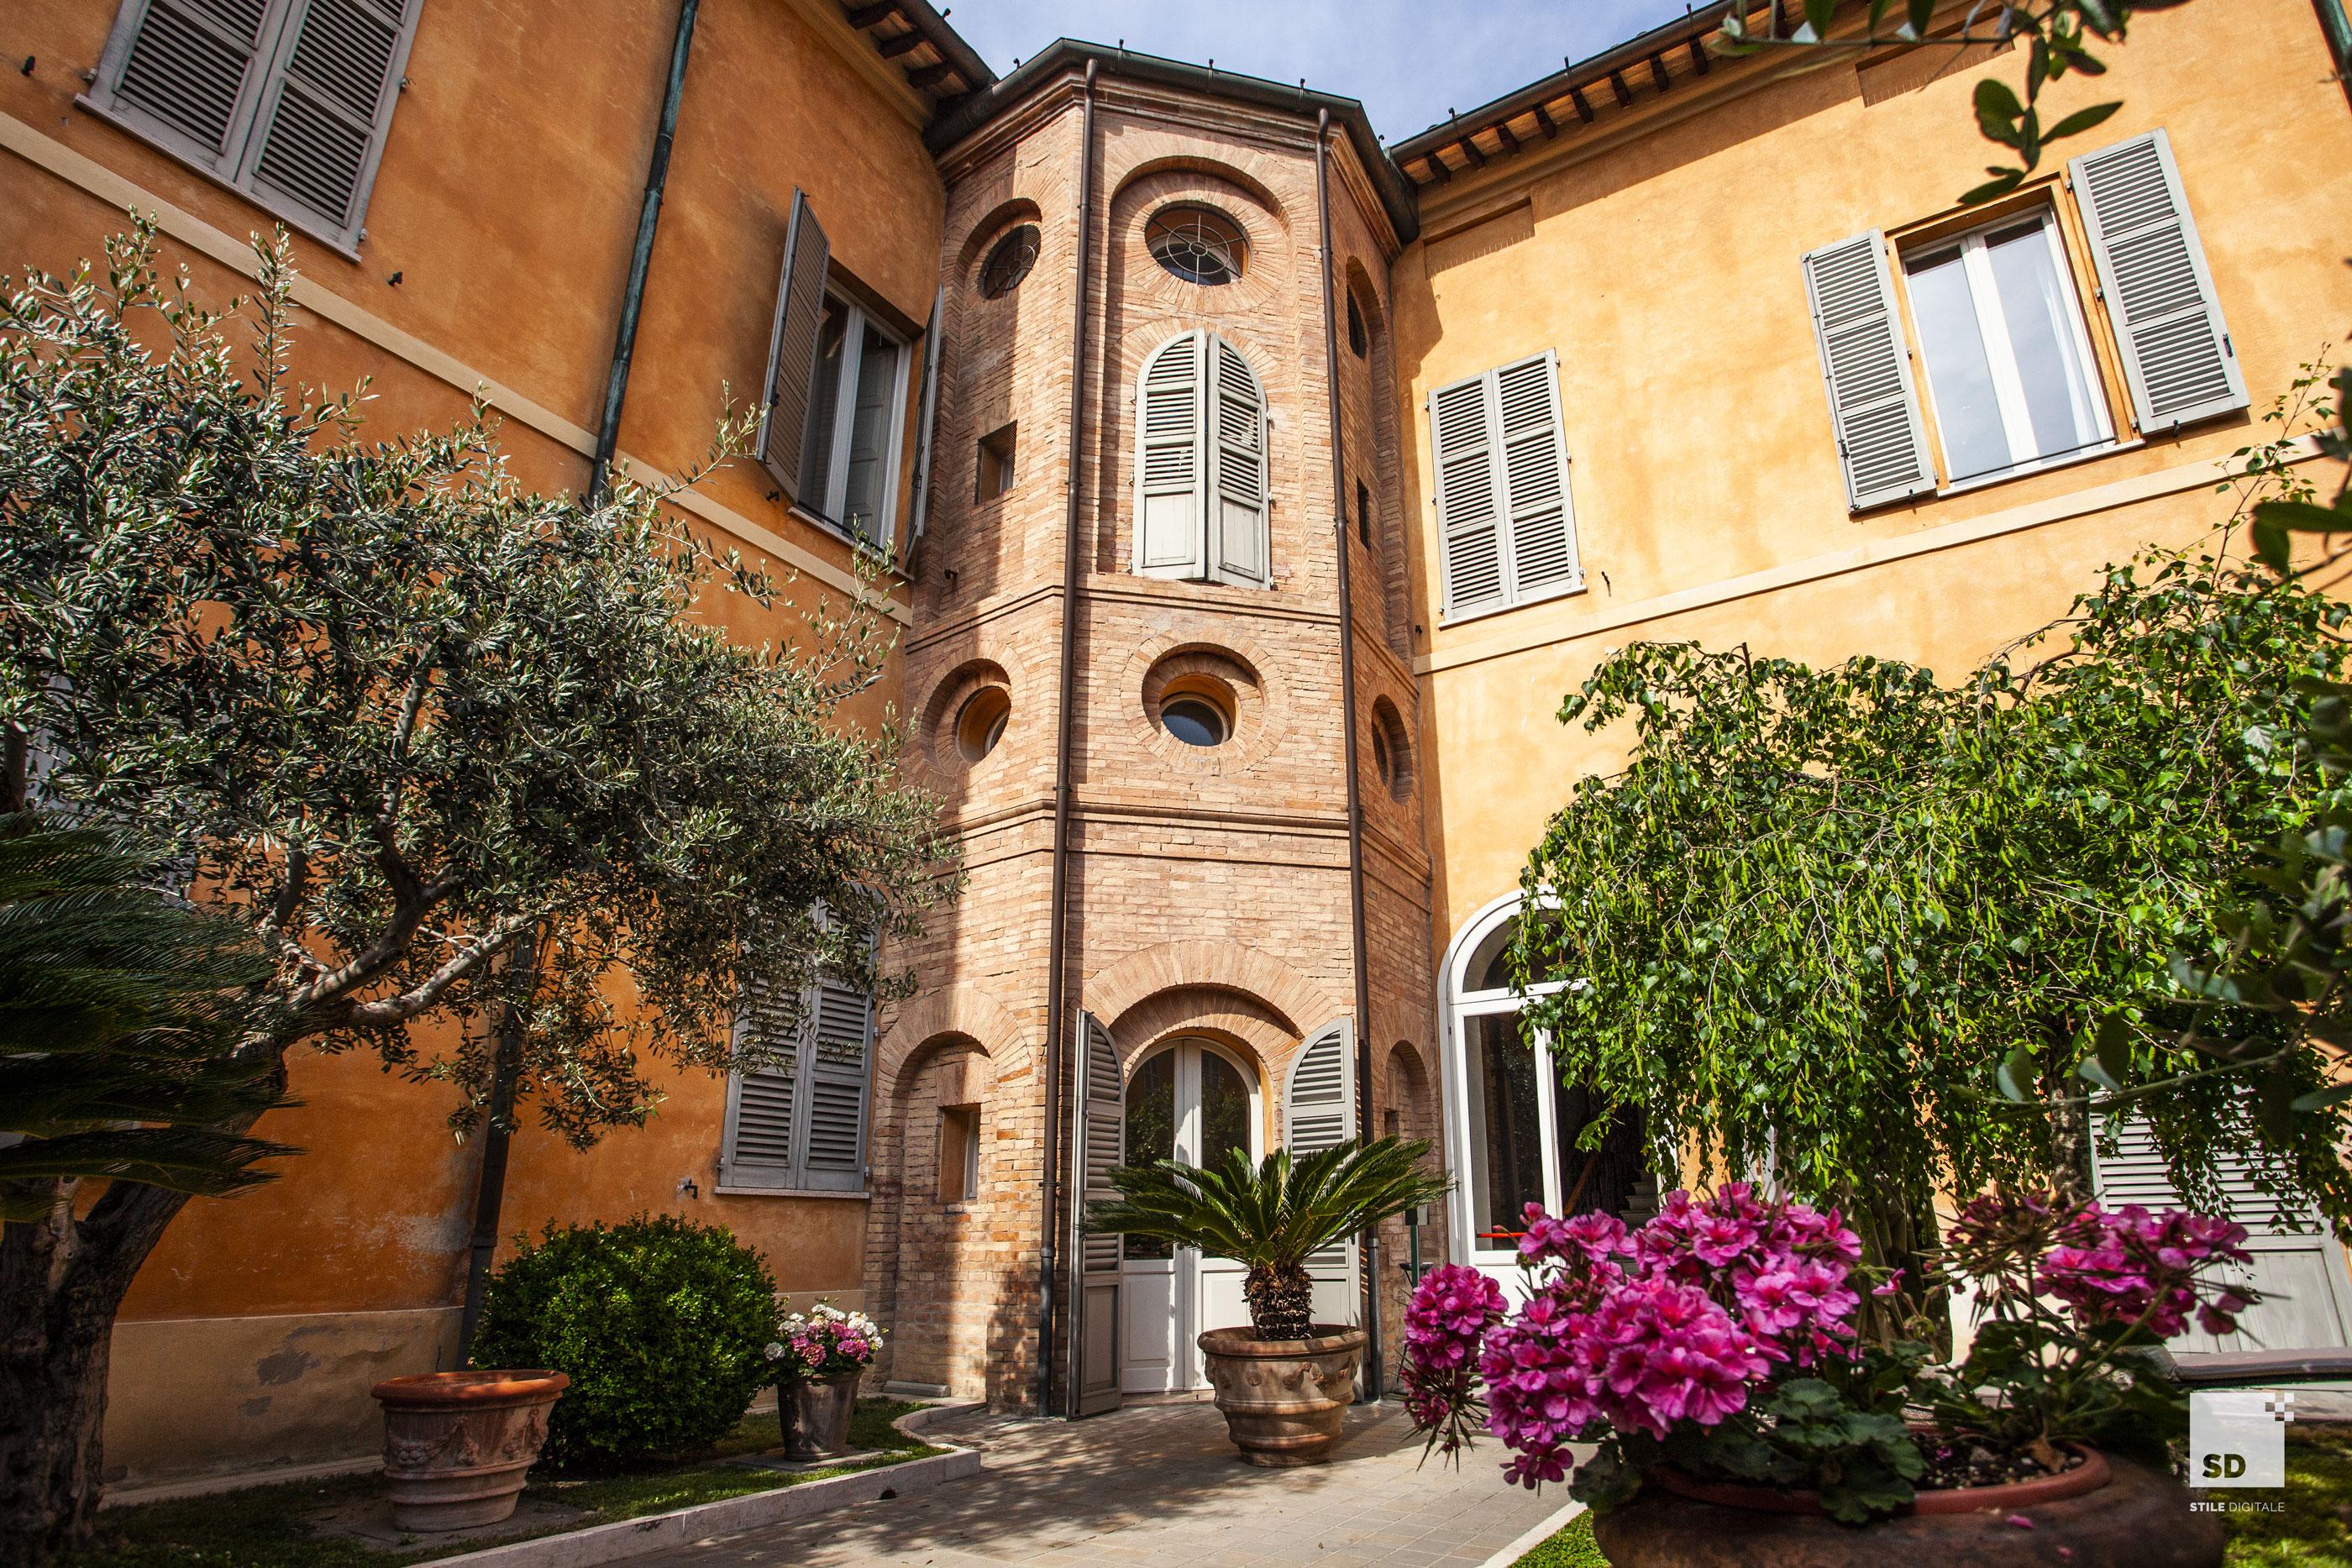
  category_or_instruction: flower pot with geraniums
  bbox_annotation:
[1404,1184,2250,1566]
[1088,1137,1452,1466]
[769,1302,885,1460]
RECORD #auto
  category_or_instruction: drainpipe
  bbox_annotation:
[1314,108,1385,1401]
[2316,0,2352,111]
[588,0,701,506]
[1037,58,1100,1419]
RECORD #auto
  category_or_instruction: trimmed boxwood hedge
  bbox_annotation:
[470,1214,780,1472]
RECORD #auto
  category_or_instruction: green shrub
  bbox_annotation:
[470,1214,780,1471]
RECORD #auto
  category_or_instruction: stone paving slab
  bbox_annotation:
[626,1400,1568,1568]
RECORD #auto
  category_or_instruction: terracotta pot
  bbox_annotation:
[781,1371,861,1460]
[1592,1450,2223,1568]
[370,1370,567,1533]
[1196,1324,1366,1467]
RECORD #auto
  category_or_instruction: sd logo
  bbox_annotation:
[2201,1453,2248,1480]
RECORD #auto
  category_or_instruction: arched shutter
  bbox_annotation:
[1284,1019,1359,1329]
[2071,129,2247,433]
[241,0,422,244]
[1072,1012,1124,1416]
[1136,332,1205,578]
[759,190,832,502]
[1494,351,1580,599]
[1206,335,1270,588]
[1802,231,1937,512]
[1430,372,1505,618]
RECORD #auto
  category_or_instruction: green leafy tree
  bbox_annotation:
[0,227,957,1562]
[1511,545,2352,1311]
[1088,1139,1451,1340]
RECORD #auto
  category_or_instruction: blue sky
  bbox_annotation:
[946,1,1704,144]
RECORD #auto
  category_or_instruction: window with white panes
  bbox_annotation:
[800,295,911,548]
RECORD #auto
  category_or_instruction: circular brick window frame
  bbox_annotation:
[1127,638,1287,777]
[1369,695,1414,804]
[921,659,1015,776]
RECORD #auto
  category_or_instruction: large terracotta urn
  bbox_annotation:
[781,1371,861,1460]
[370,1370,568,1532]
[1196,1325,1366,1467]
[1592,1449,2223,1567]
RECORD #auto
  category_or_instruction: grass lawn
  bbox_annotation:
[1509,1429,2352,1567]
[71,1398,938,1567]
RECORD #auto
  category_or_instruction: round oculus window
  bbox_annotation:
[955,686,1011,762]
[1160,695,1230,747]
[979,223,1040,299]
[1146,205,1248,286]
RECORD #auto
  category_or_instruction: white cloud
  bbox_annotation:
[944,0,1702,144]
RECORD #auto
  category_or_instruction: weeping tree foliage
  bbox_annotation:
[1512,547,2352,1281]
[0,225,958,1563]
[1088,1139,1451,1340]
[0,816,292,1222]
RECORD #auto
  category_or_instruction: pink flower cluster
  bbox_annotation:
[1398,1265,1504,1451]
[1406,1186,1866,1491]
[764,1301,883,1381]
[2039,1204,2253,1339]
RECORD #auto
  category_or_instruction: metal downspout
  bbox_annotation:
[1038,59,1100,1419]
[588,0,701,505]
[1315,108,1384,1400]
[2317,0,2352,110]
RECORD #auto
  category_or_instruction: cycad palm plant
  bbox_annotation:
[1088,1137,1450,1341]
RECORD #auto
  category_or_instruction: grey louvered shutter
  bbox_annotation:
[2093,1119,2352,1361]
[720,975,801,1188]
[758,191,832,502]
[240,0,422,246]
[2071,129,2247,433]
[1135,332,1205,578]
[1494,351,1581,600]
[1802,232,1937,511]
[905,287,945,567]
[1285,1019,1359,1323]
[1073,1012,1124,1416]
[1430,371,1505,618]
[1205,334,1269,588]
[98,0,287,165]
[797,973,872,1191]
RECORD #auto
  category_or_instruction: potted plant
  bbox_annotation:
[769,1301,885,1460]
[370,1370,569,1531]
[1089,1137,1451,1466]
[1404,1184,2246,1565]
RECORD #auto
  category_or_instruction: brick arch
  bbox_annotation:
[1106,151,1292,230]
[1082,939,1345,1044]
[876,985,1032,1099]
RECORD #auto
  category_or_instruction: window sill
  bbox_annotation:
[712,1183,871,1200]
[1436,576,1586,632]
[1931,437,2144,501]
[76,96,365,262]
[785,502,903,572]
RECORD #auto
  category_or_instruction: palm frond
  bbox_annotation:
[1086,1137,1451,1272]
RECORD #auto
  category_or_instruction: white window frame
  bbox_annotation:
[84,0,422,257]
[1438,892,1586,1285]
[799,291,912,553]
[1900,206,2117,490]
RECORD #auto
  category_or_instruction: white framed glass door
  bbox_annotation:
[1118,1038,1261,1393]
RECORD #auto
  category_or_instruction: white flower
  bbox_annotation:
[764,1341,785,1361]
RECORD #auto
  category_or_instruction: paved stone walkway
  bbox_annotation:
[634,1400,1576,1568]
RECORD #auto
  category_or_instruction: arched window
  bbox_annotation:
[1438,894,1655,1287]
[1134,330,1269,588]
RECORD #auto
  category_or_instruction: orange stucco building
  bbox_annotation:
[6,0,2351,1487]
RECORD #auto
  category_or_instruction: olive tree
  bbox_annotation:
[0,227,957,1562]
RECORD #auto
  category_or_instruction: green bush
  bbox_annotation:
[470,1214,780,1472]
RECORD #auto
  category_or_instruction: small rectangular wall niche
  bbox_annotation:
[976,423,1017,501]
[939,1103,981,1203]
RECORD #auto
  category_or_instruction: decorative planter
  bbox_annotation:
[1195,1324,1366,1467]
[781,1371,861,1460]
[1592,1450,2223,1568]
[370,1369,568,1533]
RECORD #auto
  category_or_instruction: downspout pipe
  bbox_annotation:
[2317,0,2352,111]
[588,0,701,506]
[1038,58,1100,1419]
[1315,108,1385,1400]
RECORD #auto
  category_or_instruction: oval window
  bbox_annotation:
[1161,695,1230,747]
[1146,205,1248,286]
[956,686,1011,761]
[979,223,1040,299]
